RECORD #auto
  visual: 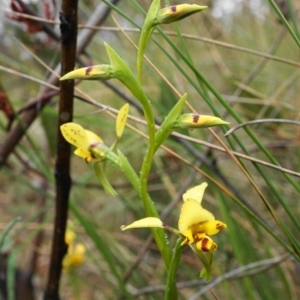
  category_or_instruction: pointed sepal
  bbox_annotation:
[121,217,164,231]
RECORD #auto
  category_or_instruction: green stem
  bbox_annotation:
[104,45,157,215]
[164,237,184,300]
[107,150,171,267]
[266,0,300,48]
[104,45,160,253]
[137,0,160,84]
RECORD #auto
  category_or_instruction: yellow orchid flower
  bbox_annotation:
[179,182,226,252]
[60,103,129,163]
[60,104,129,196]
[61,122,104,163]
[63,243,86,271]
[121,183,226,253]
[63,228,86,271]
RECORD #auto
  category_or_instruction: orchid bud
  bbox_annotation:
[153,4,207,25]
[60,64,115,81]
[174,113,229,129]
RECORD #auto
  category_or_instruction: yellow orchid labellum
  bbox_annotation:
[60,123,104,162]
[174,113,230,129]
[154,4,207,25]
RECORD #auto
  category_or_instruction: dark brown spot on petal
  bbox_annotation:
[193,114,200,124]
[170,5,176,12]
[201,237,210,252]
[85,66,93,76]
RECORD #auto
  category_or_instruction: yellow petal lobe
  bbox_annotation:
[201,220,227,236]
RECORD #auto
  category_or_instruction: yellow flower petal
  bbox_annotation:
[63,243,86,270]
[116,103,129,138]
[183,183,208,204]
[74,148,94,162]
[178,199,215,234]
[74,243,86,255]
[121,217,164,231]
[60,123,89,149]
[201,220,227,236]
[63,252,85,269]
[65,229,76,245]
[85,129,103,144]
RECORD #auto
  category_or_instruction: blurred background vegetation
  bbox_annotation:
[0,0,299,299]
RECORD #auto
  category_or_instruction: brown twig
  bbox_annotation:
[43,1,78,299]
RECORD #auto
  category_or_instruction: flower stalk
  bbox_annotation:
[59,1,230,293]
